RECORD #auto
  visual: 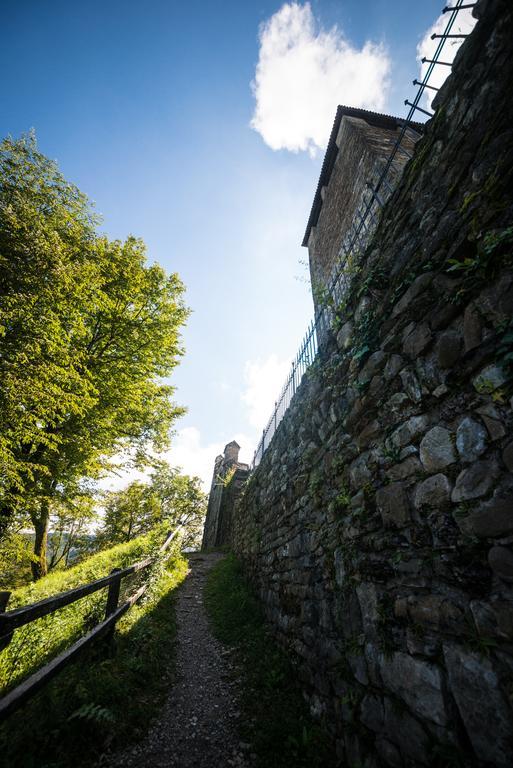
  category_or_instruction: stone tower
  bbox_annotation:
[201,441,249,550]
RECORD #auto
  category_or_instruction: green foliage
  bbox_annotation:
[466,633,498,658]
[217,465,237,488]
[351,307,378,365]
[0,530,188,768]
[68,701,115,725]
[335,484,351,511]
[464,614,499,658]
[459,189,480,214]
[308,469,323,496]
[445,225,513,308]
[0,492,98,588]
[100,462,206,550]
[0,134,189,575]
[383,442,402,464]
[204,554,337,768]
[0,525,175,695]
[0,527,37,588]
[353,345,370,362]
[391,550,404,566]
[339,687,362,735]
[481,225,513,256]
[446,256,479,274]
[101,481,160,545]
[47,495,98,570]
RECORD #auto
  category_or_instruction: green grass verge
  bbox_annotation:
[1,525,178,695]
[0,528,189,768]
[204,553,337,768]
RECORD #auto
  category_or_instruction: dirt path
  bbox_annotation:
[104,552,250,768]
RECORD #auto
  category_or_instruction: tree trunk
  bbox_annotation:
[31,500,50,580]
[0,501,16,539]
[126,511,134,542]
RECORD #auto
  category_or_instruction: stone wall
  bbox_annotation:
[232,2,513,766]
[202,441,249,549]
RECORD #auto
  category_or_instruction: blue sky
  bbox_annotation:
[2,0,456,485]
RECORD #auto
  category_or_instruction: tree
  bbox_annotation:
[101,463,207,550]
[150,462,207,548]
[0,134,189,578]
[101,482,160,545]
[0,518,36,589]
[47,495,97,571]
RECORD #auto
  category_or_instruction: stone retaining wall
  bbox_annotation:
[232,2,513,765]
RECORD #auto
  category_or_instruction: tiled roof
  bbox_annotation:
[301,106,423,247]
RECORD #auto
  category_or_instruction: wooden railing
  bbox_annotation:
[0,527,180,722]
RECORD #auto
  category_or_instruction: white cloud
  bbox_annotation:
[242,354,291,430]
[251,2,391,155]
[417,8,476,109]
[96,457,152,495]
[97,427,254,495]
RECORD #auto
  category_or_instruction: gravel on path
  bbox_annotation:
[102,552,250,768]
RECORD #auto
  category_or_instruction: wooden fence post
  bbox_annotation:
[0,591,13,652]
[104,569,122,642]
[0,592,10,612]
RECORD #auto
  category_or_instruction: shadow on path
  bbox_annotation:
[104,553,249,768]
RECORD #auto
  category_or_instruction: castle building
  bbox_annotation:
[302,106,422,317]
[201,441,249,550]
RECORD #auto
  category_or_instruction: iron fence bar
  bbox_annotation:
[373,0,465,204]
[395,144,413,160]
[402,124,424,138]
[355,207,370,231]
[431,32,469,38]
[365,182,385,209]
[365,197,380,228]
[413,79,439,91]
[375,168,395,198]
[443,3,476,10]
[404,100,434,118]
[421,57,453,66]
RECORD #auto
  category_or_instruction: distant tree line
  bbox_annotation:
[0,134,204,582]
[100,462,206,550]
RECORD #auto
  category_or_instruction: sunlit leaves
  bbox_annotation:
[0,135,189,569]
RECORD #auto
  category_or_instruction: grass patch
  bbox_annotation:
[204,554,337,768]
[0,528,189,768]
[1,526,177,695]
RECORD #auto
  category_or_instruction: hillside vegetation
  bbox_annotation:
[0,526,188,768]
